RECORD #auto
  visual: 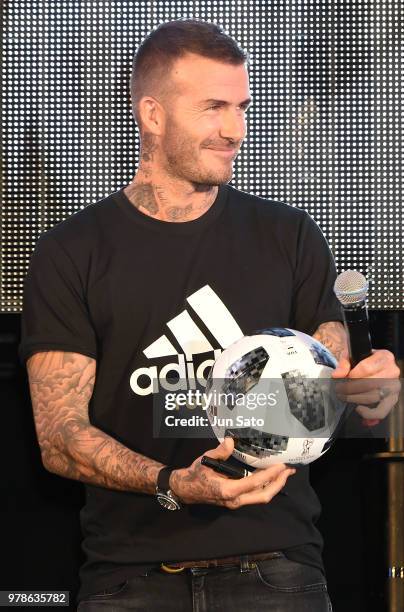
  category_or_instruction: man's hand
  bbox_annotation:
[331,349,401,426]
[169,437,296,509]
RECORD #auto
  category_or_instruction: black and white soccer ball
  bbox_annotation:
[205,328,346,466]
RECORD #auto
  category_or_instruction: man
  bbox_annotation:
[19,19,399,612]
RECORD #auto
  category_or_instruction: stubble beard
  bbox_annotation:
[161,117,234,187]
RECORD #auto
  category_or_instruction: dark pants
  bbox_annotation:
[77,552,332,611]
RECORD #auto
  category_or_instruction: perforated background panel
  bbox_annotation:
[1,1,402,311]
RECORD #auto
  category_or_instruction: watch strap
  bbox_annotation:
[157,466,176,492]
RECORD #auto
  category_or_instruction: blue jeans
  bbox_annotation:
[77,552,332,611]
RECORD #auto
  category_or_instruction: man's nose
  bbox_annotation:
[219,108,246,142]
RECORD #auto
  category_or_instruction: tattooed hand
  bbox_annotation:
[169,437,296,509]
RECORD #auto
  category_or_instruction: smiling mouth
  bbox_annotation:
[206,148,237,157]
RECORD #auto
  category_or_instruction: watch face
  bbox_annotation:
[157,493,180,511]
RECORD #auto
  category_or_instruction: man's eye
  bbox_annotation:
[206,104,251,112]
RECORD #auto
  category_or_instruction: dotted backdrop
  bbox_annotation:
[1,1,402,311]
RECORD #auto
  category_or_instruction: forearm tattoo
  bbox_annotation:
[312,321,349,361]
[27,351,163,493]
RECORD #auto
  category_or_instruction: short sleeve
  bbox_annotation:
[19,233,98,366]
[291,211,343,335]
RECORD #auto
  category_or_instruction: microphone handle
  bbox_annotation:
[342,302,372,368]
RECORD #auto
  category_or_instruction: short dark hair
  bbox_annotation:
[130,19,249,127]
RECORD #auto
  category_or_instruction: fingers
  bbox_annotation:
[355,391,399,421]
[331,349,400,380]
[335,378,400,400]
[179,454,296,507]
[331,357,351,378]
[222,463,293,498]
[203,437,235,461]
[347,349,400,379]
[336,378,399,394]
[223,467,296,509]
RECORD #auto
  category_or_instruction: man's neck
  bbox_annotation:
[124,166,219,223]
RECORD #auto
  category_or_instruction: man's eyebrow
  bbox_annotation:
[200,97,252,107]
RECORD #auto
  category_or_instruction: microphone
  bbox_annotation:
[333,270,372,367]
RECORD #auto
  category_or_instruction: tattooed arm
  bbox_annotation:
[312,321,349,361]
[27,350,296,506]
[27,350,164,493]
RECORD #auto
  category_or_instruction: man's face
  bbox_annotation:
[158,53,251,186]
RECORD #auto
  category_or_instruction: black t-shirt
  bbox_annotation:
[19,184,343,602]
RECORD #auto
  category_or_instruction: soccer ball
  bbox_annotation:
[205,328,346,467]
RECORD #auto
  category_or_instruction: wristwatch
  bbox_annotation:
[156,466,182,511]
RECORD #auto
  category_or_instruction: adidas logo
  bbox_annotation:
[129,285,244,396]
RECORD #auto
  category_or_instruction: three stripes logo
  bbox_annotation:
[129,285,244,396]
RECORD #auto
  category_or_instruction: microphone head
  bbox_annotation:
[334,270,369,305]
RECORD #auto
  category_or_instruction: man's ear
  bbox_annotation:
[138,96,165,136]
